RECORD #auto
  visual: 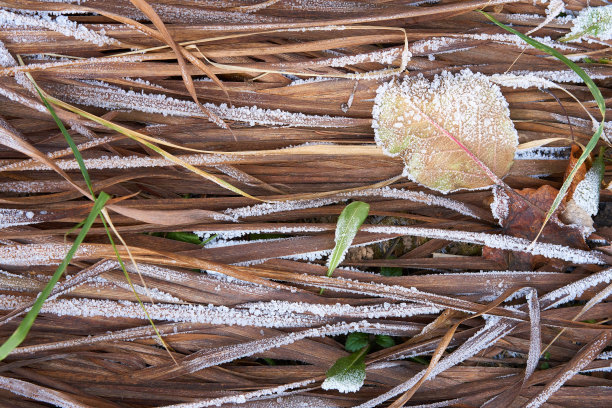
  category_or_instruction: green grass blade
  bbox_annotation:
[480,11,606,243]
[0,192,110,360]
[27,74,94,196]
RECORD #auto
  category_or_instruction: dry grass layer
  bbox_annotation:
[0,0,611,407]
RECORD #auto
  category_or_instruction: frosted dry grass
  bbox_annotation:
[0,0,610,407]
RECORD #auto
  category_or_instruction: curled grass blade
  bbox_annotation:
[480,11,606,245]
[0,192,109,360]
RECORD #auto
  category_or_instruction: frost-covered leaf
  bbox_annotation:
[375,334,395,348]
[562,5,612,42]
[326,201,370,278]
[373,69,517,193]
[570,147,604,217]
[345,332,369,352]
[322,346,368,393]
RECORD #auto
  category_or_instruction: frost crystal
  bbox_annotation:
[48,81,357,128]
[321,366,364,393]
[564,5,612,42]
[490,186,509,224]
[0,10,118,46]
[0,40,16,67]
[571,161,603,216]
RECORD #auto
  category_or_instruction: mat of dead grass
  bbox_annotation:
[0,1,611,407]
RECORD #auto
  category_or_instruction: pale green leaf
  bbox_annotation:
[326,201,370,277]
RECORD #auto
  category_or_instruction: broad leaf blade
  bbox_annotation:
[322,346,368,393]
[326,201,370,277]
[373,70,517,193]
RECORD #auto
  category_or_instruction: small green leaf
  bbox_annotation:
[380,266,403,277]
[540,362,550,370]
[345,332,369,352]
[375,335,395,348]
[322,346,369,393]
[320,201,370,294]
[542,351,551,360]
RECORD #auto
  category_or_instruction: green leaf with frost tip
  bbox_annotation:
[325,201,370,278]
[345,332,369,352]
[372,70,518,193]
[562,6,612,42]
[322,346,368,393]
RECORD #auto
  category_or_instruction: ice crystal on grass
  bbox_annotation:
[542,268,612,309]
[224,197,341,220]
[490,186,510,223]
[0,209,44,229]
[0,295,323,328]
[508,69,608,84]
[361,226,605,264]
[313,47,402,68]
[564,5,612,42]
[348,187,480,219]
[373,69,517,192]
[0,10,118,46]
[49,81,358,128]
[489,73,559,89]
[526,0,566,35]
[158,379,316,408]
[461,33,576,51]
[0,40,16,68]
[514,146,570,160]
[0,244,93,266]
[12,153,240,172]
